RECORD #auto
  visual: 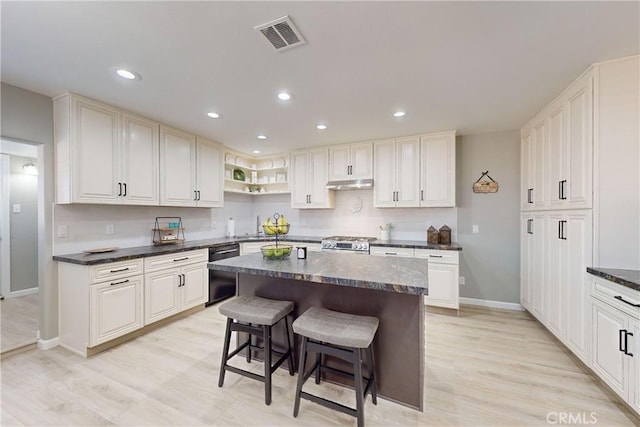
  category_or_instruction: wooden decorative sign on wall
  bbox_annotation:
[473,171,499,194]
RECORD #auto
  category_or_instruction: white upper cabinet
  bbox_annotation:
[374,137,420,207]
[121,113,160,205]
[159,130,223,207]
[329,141,373,181]
[419,131,456,207]
[547,72,593,209]
[290,148,334,209]
[160,125,196,206]
[54,93,161,205]
[195,138,224,208]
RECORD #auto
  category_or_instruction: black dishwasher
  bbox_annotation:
[207,243,240,306]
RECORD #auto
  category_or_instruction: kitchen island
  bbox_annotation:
[208,251,429,410]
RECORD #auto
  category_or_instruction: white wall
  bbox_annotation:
[456,131,521,304]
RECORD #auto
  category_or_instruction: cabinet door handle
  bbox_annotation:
[528,188,533,204]
[109,267,130,273]
[429,255,443,258]
[178,274,183,287]
[559,180,567,200]
[527,219,533,235]
[118,182,122,197]
[558,181,562,200]
[614,295,640,308]
[182,273,186,287]
[173,257,189,262]
[561,220,567,240]
[619,329,626,353]
[421,190,424,201]
[385,252,397,256]
[558,220,562,239]
[110,279,129,286]
[625,331,634,357]
[198,190,201,200]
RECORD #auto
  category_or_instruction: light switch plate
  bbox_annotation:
[57,225,68,238]
[472,225,479,234]
[12,204,21,213]
[106,224,115,235]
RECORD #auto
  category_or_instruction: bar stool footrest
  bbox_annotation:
[300,391,358,418]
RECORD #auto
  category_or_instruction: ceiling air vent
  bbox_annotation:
[255,15,306,52]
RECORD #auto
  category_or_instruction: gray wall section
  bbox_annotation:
[9,155,38,291]
[457,131,521,304]
[1,82,55,340]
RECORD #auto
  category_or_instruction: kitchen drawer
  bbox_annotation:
[591,276,640,319]
[414,249,459,264]
[90,259,144,284]
[370,246,414,257]
[144,249,208,273]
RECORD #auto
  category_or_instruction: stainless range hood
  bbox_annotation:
[325,179,374,190]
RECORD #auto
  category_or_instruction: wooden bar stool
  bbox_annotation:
[292,307,378,427]
[218,295,295,405]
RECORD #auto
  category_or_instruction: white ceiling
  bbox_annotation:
[2,1,638,156]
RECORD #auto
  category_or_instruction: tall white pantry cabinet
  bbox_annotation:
[520,55,639,414]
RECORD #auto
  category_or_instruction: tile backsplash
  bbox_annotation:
[53,190,457,254]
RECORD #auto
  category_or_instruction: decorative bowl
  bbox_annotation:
[260,244,293,260]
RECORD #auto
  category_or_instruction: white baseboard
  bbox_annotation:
[4,287,38,298]
[37,336,59,350]
[459,297,524,311]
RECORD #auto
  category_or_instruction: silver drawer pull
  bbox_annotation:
[429,255,443,258]
[385,252,398,255]
[614,295,640,308]
[109,267,130,273]
[173,257,189,262]
[110,279,129,286]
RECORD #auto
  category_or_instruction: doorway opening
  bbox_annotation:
[1,139,40,353]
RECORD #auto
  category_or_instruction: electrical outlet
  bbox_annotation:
[57,225,69,238]
[472,225,479,234]
[459,276,465,285]
[106,224,115,235]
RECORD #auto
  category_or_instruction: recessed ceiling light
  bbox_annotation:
[393,111,406,118]
[253,150,261,154]
[257,134,267,140]
[116,69,139,80]
[277,92,292,101]
[316,124,327,130]
[207,112,220,119]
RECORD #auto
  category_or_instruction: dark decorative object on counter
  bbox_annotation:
[438,224,451,244]
[427,226,440,244]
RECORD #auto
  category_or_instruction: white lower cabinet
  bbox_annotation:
[59,259,145,357]
[414,249,459,309]
[144,250,208,325]
[370,247,460,309]
[590,276,640,415]
[89,275,143,346]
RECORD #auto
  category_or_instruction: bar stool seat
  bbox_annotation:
[218,295,295,406]
[219,295,294,326]
[292,306,379,348]
[293,307,379,427]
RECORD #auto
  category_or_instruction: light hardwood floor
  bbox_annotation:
[1,294,38,353]
[1,304,638,426]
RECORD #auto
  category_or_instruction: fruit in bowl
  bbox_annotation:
[260,244,292,260]
[262,214,290,235]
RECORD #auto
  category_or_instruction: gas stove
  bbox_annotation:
[320,236,375,253]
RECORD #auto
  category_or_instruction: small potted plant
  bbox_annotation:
[379,223,392,240]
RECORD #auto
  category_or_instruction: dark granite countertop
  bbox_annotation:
[371,239,462,251]
[52,235,322,265]
[587,267,640,292]
[53,235,462,266]
[208,251,429,295]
